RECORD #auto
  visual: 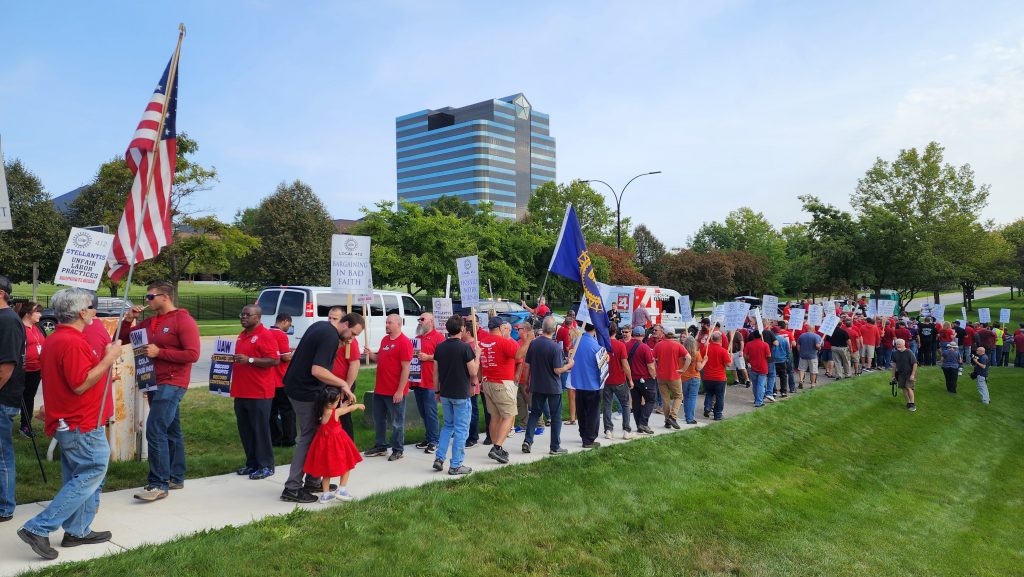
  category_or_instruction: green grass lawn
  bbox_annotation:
[196,319,248,337]
[16,367,1024,577]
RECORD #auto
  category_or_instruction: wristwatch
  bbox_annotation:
[247,357,255,365]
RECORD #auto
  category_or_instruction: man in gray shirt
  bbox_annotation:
[796,328,822,388]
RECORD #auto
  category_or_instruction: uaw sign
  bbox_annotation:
[55,227,114,291]
[331,234,372,294]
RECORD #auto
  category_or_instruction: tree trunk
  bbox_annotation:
[933,289,940,304]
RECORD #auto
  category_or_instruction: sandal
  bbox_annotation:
[564,419,577,425]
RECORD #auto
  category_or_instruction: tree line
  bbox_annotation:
[2,139,1021,309]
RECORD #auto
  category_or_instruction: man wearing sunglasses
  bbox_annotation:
[120,281,201,503]
[409,313,444,454]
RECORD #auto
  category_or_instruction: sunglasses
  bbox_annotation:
[239,313,258,319]
[417,317,428,322]
[145,293,167,301]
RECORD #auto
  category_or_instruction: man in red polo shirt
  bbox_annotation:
[232,305,281,481]
[555,310,578,424]
[859,320,880,370]
[410,313,445,454]
[269,313,295,447]
[18,288,122,561]
[702,331,733,421]
[478,317,524,464]
[122,280,201,503]
[653,326,690,429]
[365,314,413,461]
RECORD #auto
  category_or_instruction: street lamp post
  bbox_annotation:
[583,171,661,250]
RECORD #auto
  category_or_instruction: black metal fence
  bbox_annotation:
[34,294,259,321]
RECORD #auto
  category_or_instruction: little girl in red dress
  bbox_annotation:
[304,387,364,503]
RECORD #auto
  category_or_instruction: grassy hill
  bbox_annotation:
[19,367,1023,576]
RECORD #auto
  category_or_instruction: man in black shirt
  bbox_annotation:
[830,324,852,379]
[432,316,478,475]
[280,313,363,503]
[522,316,574,455]
[0,275,27,522]
[918,318,936,366]
[891,338,918,412]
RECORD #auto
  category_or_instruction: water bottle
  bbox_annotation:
[57,418,69,432]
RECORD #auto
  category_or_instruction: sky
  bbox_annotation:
[3,1,1023,249]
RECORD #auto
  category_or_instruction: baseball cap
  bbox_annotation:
[631,326,645,336]
[0,275,11,298]
[488,316,505,330]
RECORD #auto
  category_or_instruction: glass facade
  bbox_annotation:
[396,93,555,220]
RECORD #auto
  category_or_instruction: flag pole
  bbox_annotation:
[97,24,186,431]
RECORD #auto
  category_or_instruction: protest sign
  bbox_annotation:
[866,299,877,319]
[679,295,692,321]
[978,308,991,324]
[789,308,805,329]
[53,227,115,291]
[931,304,945,322]
[710,303,726,327]
[819,315,840,337]
[754,308,764,333]
[877,300,897,318]
[130,328,156,392]
[724,301,751,331]
[456,255,479,309]
[330,235,371,294]
[999,308,1011,324]
[432,298,453,332]
[762,295,779,320]
[961,306,968,324]
[209,337,235,397]
[808,304,823,327]
[0,136,11,230]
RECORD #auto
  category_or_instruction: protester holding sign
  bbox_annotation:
[231,305,281,481]
[410,313,444,454]
[122,281,201,503]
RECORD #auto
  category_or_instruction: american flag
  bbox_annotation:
[107,57,178,282]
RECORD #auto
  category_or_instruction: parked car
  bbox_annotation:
[14,297,128,335]
[450,298,526,316]
[255,286,423,351]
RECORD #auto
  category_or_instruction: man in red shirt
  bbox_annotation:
[744,331,772,407]
[521,296,550,318]
[702,331,733,421]
[231,305,281,481]
[122,281,201,503]
[365,314,413,461]
[269,313,295,447]
[859,321,880,370]
[18,288,122,560]
[653,327,690,429]
[602,323,634,440]
[555,310,577,424]
[409,313,445,454]
[1013,323,1024,368]
[478,317,525,464]
[624,327,657,434]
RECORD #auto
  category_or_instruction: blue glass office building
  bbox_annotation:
[396,93,555,220]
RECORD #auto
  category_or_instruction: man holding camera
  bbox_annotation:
[970,347,991,405]
[890,338,918,412]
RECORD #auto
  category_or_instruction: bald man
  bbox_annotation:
[365,314,413,461]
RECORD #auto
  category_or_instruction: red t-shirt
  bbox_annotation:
[82,320,114,426]
[624,339,654,380]
[556,325,573,355]
[478,331,519,382]
[332,339,361,388]
[845,325,860,353]
[964,326,975,347]
[702,343,732,382]
[860,324,880,347]
[653,339,688,381]
[40,325,103,436]
[232,324,281,399]
[938,328,956,343]
[536,304,551,317]
[606,338,628,385]
[269,327,291,387]
[882,326,896,348]
[743,339,771,375]
[120,308,201,388]
[1013,332,1024,350]
[410,330,445,390]
[24,323,45,372]
[375,333,413,396]
[895,327,911,343]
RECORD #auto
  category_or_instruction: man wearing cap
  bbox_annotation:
[653,326,689,429]
[522,316,575,454]
[478,316,524,464]
[0,274,26,524]
[570,323,605,449]
[624,326,657,434]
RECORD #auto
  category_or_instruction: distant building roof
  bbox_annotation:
[52,185,89,214]
[334,218,362,233]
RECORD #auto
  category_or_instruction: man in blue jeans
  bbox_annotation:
[522,317,575,454]
[121,281,201,502]
[0,274,27,524]
[18,288,123,560]
[431,315,479,475]
[409,313,444,454]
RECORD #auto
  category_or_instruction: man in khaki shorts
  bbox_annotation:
[796,328,822,388]
[477,317,527,464]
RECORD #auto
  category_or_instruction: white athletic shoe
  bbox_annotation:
[622,431,637,440]
[603,430,613,440]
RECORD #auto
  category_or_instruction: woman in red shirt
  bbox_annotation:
[16,302,45,437]
[701,331,733,421]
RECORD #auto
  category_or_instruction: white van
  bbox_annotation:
[605,285,696,335]
[255,286,424,351]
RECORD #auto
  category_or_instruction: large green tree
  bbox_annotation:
[526,180,634,252]
[689,207,786,293]
[232,180,335,288]
[0,160,68,283]
[999,218,1024,300]
[632,224,666,282]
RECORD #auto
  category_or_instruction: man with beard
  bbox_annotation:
[410,313,444,454]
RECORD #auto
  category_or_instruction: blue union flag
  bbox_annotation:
[548,204,612,351]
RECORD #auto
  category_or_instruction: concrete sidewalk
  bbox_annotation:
[0,369,851,576]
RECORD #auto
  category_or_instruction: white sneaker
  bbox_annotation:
[622,431,636,440]
[764,396,776,403]
[318,491,336,504]
[603,430,613,439]
[334,489,354,502]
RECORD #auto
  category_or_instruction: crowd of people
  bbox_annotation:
[0,274,1017,560]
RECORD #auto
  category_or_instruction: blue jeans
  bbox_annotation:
[682,377,700,422]
[437,397,471,467]
[372,393,406,452]
[0,404,20,517]
[751,372,767,406]
[992,348,1001,366]
[525,393,562,451]
[146,384,187,490]
[412,387,439,445]
[977,375,990,404]
[23,427,109,538]
[959,346,971,366]
[767,363,777,396]
[881,346,893,369]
